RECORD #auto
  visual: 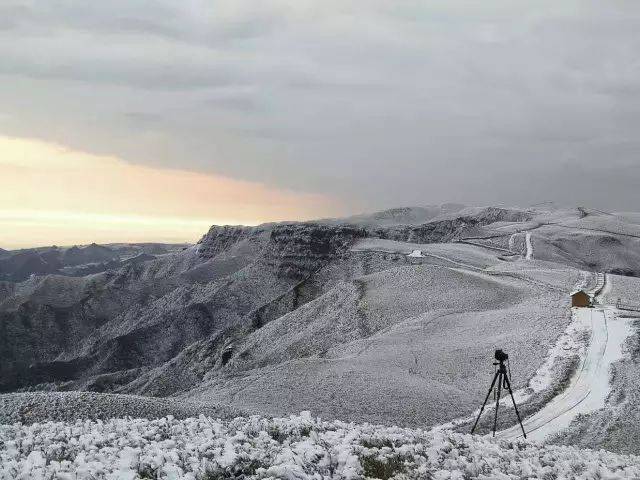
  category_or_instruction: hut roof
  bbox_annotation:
[570,289,591,297]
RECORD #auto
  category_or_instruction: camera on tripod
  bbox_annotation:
[494,349,508,363]
[471,348,527,438]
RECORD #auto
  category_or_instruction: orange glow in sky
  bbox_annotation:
[0,136,343,249]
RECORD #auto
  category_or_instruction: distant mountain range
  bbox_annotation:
[0,243,188,282]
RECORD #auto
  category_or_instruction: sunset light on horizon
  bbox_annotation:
[0,136,344,249]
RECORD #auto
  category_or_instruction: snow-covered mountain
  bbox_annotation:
[2,204,640,456]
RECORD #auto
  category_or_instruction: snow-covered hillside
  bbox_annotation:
[2,204,640,457]
[2,413,639,480]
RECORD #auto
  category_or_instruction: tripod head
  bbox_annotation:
[493,349,508,372]
[494,349,508,362]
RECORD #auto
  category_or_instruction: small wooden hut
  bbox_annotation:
[571,290,592,308]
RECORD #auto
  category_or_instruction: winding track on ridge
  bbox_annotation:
[497,274,635,442]
[497,306,609,441]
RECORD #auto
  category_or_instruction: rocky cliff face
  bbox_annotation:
[263,223,366,279]
[196,225,267,259]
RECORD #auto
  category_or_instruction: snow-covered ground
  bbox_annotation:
[351,238,499,271]
[2,413,640,480]
[4,204,640,460]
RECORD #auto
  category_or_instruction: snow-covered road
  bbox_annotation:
[497,305,634,442]
[506,231,533,259]
[525,232,533,260]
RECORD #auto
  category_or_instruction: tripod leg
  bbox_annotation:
[503,374,527,439]
[471,370,500,434]
[493,372,502,437]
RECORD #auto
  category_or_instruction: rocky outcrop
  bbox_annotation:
[197,225,268,259]
[264,223,366,279]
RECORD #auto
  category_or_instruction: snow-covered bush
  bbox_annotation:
[1,412,639,479]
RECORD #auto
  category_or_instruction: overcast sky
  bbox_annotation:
[1,1,640,246]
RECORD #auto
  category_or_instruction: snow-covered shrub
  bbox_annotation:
[1,412,639,479]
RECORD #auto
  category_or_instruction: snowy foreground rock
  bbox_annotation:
[1,413,639,480]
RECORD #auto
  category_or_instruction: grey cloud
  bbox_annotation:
[0,56,246,90]
[121,112,164,127]
[0,5,33,30]
[0,1,285,46]
[1,0,640,212]
[207,98,261,112]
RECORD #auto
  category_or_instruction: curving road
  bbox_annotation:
[497,303,633,441]
[430,271,634,441]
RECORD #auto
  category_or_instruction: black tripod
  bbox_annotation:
[471,349,527,438]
